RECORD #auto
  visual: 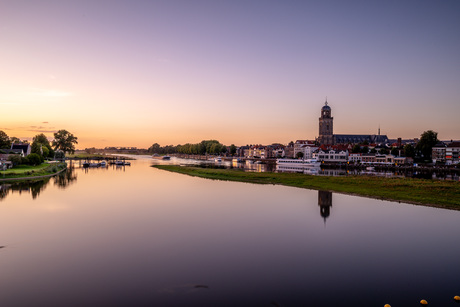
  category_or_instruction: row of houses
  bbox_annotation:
[236,141,414,164]
[432,142,460,165]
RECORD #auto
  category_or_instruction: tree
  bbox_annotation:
[416,130,438,161]
[229,144,237,156]
[0,130,11,149]
[148,143,161,154]
[379,148,389,155]
[32,133,54,158]
[27,153,42,166]
[391,147,399,156]
[42,146,49,158]
[296,152,304,159]
[8,154,22,166]
[404,144,415,158]
[52,130,78,154]
[55,150,65,161]
[361,146,369,154]
[10,136,21,144]
[352,145,361,153]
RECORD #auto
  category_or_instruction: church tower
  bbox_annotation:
[318,99,334,145]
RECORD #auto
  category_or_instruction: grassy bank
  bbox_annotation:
[152,165,460,209]
[0,162,67,181]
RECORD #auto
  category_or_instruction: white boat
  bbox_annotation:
[215,157,222,163]
[276,158,321,167]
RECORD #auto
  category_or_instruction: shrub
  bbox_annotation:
[27,153,42,166]
[8,154,22,166]
[55,150,65,161]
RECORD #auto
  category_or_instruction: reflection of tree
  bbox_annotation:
[0,184,12,200]
[318,190,332,223]
[53,167,77,189]
[29,179,50,199]
[0,168,77,202]
[0,179,50,201]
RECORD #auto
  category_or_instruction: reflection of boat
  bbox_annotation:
[254,160,264,164]
[276,158,321,167]
[162,156,171,160]
[232,158,242,163]
[115,161,130,166]
[366,166,375,171]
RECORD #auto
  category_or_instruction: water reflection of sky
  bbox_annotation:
[0,157,459,306]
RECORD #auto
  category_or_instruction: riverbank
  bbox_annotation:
[152,165,460,210]
[0,162,67,182]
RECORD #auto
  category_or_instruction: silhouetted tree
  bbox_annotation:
[416,130,438,161]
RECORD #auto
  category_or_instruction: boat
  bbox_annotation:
[276,158,321,167]
[214,157,222,163]
[162,156,171,160]
[100,161,107,167]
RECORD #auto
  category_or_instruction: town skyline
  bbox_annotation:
[1,1,460,148]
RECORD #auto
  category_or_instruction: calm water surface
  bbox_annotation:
[1,157,459,306]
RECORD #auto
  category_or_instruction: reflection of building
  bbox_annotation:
[318,190,332,223]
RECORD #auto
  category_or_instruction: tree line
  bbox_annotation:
[0,129,78,166]
[149,140,237,156]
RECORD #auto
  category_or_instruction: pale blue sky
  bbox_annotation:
[1,0,459,147]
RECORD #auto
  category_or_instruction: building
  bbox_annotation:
[10,143,31,157]
[294,140,316,158]
[446,142,460,164]
[313,149,348,163]
[317,101,334,145]
[316,100,389,146]
[432,142,447,163]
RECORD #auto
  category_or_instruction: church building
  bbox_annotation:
[317,100,389,146]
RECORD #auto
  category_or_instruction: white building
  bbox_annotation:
[313,149,348,163]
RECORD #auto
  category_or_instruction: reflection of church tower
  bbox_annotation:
[318,190,332,223]
[318,99,334,145]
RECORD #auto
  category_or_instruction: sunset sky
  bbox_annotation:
[1,0,459,149]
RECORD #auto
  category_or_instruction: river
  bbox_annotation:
[1,156,459,306]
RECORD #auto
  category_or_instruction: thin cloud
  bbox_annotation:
[42,121,49,124]
[28,129,58,133]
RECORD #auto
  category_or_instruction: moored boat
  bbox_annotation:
[276,158,321,167]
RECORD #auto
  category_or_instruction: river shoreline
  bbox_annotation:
[153,165,460,210]
[0,163,67,182]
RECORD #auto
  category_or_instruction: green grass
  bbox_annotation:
[0,163,67,180]
[152,165,460,209]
